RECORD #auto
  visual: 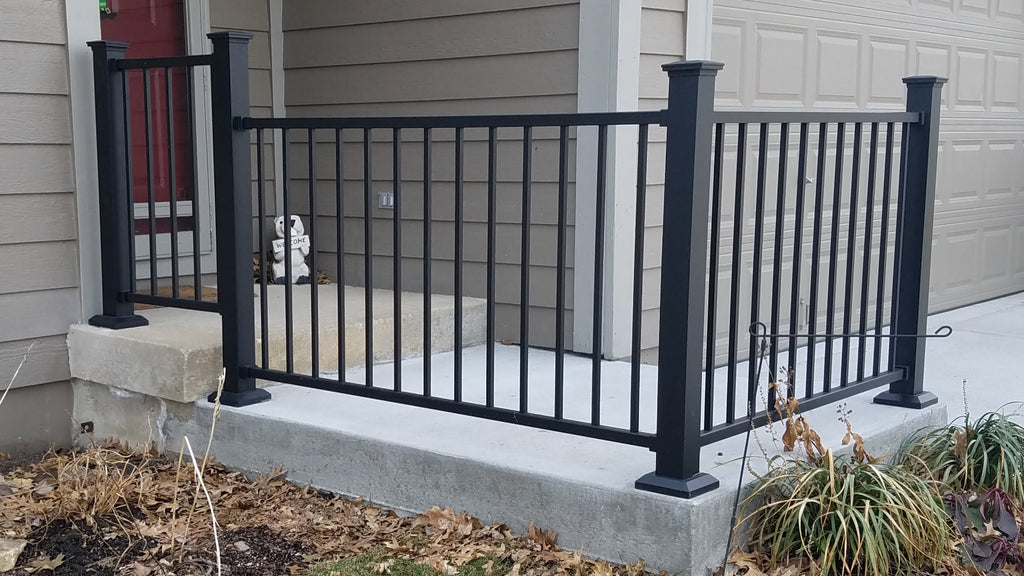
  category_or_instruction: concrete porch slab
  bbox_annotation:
[73,341,947,575]
[71,292,1024,574]
[68,285,486,403]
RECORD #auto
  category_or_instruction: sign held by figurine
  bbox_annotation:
[272,234,310,253]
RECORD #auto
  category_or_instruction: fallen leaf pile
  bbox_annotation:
[717,547,1024,576]
[0,445,656,576]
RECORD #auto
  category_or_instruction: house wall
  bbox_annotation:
[637,0,687,362]
[209,0,279,252]
[0,0,77,452]
[281,1,581,349]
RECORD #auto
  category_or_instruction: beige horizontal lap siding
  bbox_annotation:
[637,0,686,363]
[282,1,580,349]
[209,0,277,249]
[0,0,79,390]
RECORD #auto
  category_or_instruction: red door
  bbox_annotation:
[101,0,194,234]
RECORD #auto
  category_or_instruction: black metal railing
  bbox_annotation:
[87,43,217,324]
[241,115,662,450]
[88,33,946,498]
[697,116,917,443]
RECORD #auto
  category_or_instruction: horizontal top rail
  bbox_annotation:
[713,110,922,124]
[242,110,667,130]
[116,54,214,70]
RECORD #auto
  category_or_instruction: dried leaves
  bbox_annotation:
[770,379,824,464]
[0,446,656,576]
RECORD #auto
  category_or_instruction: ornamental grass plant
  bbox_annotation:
[739,449,949,576]
[901,407,1024,504]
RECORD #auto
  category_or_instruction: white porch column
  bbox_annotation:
[66,1,104,321]
[685,0,714,60]
[574,0,642,358]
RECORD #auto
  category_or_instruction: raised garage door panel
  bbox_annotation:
[711,0,1024,323]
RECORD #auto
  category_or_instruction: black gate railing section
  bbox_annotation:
[88,32,946,498]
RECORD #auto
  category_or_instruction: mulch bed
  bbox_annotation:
[0,446,657,576]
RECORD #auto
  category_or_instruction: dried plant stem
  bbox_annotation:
[170,444,186,557]
[174,370,225,563]
[184,435,221,576]
[0,342,35,409]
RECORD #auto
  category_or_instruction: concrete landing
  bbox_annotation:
[68,285,486,402]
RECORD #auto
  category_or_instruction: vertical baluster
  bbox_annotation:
[283,128,294,373]
[726,123,748,423]
[788,124,809,383]
[841,123,863,386]
[257,129,269,368]
[823,120,847,389]
[555,126,569,419]
[486,127,497,407]
[336,129,346,375]
[165,67,180,298]
[704,122,725,431]
[807,123,829,397]
[874,123,896,376]
[770,123,790,395]
[123,71,139,300]
[823,123,846,392]
[423,127,432,397]
[630,124,649,433]
[520,126,533,413]
[454,127,464,402]
[144,69,158,295]
[364,128,374,387]
[309,129,320,377]
[888,124,912,373]
[591,124,608,426]
[749,123,769,407]
[393,128,402,391]
[185,66,202,297]
[858,123,880,380]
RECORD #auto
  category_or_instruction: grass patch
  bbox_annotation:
[307,551,435,576]
[307,550,512,576]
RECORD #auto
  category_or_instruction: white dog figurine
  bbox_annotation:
[272,215,311,284]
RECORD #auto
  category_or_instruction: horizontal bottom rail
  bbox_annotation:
[699,369,904,445]
[247,367,656,449]
[129,292,220,313]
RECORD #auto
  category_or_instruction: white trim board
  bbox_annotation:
[574,0,642,359]
[65,0,104,321]
[685,0,714,59]
[269,0,286,216]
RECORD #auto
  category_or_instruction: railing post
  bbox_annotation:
[208,31,270,407]
[874,75,947,409]
[635,60,723,498]
[87,40,148,330]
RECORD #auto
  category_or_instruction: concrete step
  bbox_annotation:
[68,285,486,403]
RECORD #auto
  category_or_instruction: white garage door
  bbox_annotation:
[711,0,1024,312]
